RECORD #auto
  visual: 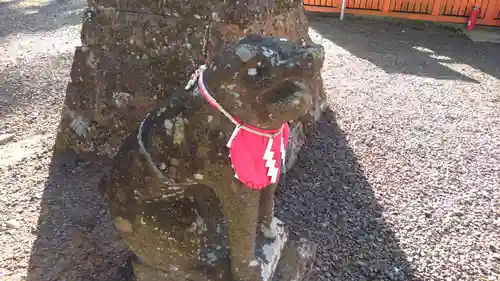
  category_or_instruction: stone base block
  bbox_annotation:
[118,218,316,281]
[258,218,317,281]
[271,235,317,281]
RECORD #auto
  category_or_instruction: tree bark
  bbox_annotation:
[55,0,326,167]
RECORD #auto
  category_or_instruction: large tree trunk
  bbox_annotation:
[55,0,326,168]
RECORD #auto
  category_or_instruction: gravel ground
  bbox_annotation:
[1,1,499,280]
[280,16,499,281]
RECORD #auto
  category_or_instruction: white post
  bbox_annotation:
[340,0,347,20]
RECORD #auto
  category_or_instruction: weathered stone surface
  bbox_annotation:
[95,0,223,18]
[81,9,208,57]
[98,35,323,281]
[58,44,201,156]
[56,0,326,166]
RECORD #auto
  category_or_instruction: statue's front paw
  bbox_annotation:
[229,259,264,281]
[246,259,264,281]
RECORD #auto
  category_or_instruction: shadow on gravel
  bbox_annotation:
[0,0,84,38]
[26,111,411,281]
[276,108,414,281]
[308,15,500,81]
[26,147,132,281]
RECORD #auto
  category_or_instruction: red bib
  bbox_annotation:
[227,123,290,189]
[188,67,291,189]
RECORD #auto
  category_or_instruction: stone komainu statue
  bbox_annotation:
[98,34,324,281]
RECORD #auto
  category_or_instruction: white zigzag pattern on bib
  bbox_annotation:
[263,138,279,183]
[280,134,286,166]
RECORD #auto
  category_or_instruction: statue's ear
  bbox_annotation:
[206,25,226,63]
[244,31,264,39]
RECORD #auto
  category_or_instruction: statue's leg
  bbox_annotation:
[256,184,288,281]
[258,184,278,229]
[215,181,262,281]
[133,261,173,281]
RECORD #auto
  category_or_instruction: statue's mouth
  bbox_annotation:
[292,80,311,95]
[263,80,311,106]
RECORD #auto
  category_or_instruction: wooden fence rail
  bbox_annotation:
[304,0,500,26]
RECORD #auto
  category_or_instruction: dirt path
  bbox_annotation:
[1,2,499,280]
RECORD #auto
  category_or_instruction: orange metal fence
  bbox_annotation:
[304,0,500,26]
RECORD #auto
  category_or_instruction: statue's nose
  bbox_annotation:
[279,42,325,78]
[303,43,325,66]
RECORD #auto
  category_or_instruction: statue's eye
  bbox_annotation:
[247,61,267,77]
[247,68,258,76]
